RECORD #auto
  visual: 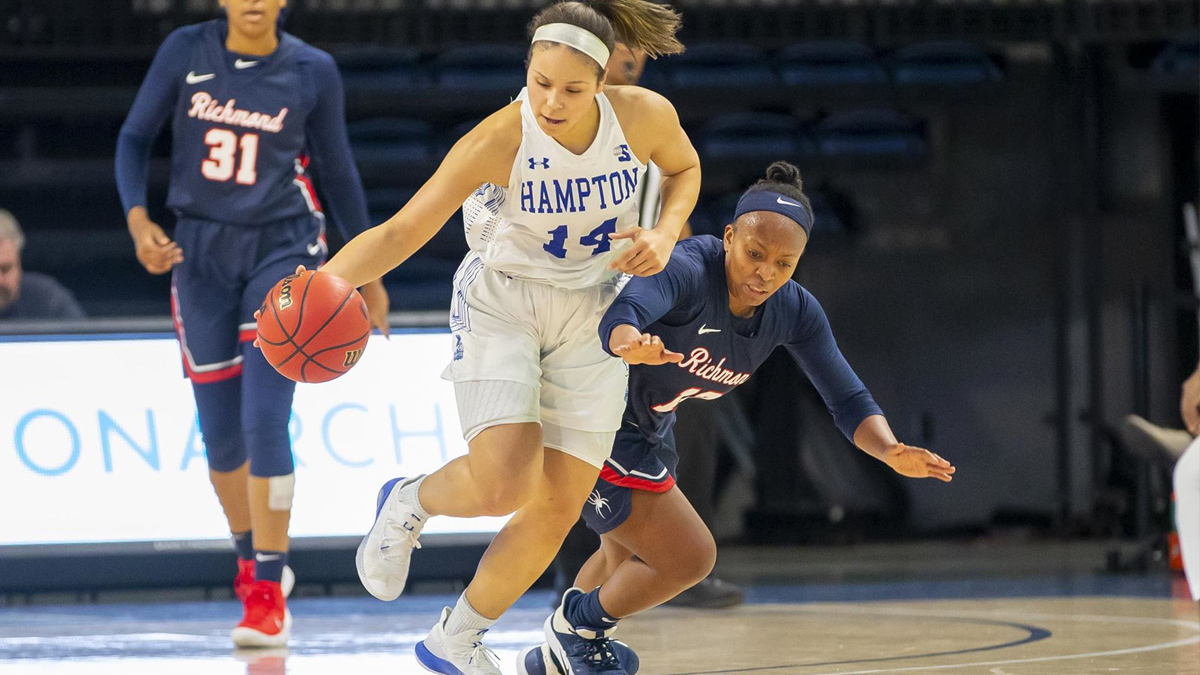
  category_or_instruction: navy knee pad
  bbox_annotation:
[241,345,297,477]
[192,377,247,473]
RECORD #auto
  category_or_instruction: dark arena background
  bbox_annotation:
[0,0,1197,673]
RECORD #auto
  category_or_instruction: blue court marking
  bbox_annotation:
[661,612,1051,675]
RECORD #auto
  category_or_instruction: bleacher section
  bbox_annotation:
[0,1,1195,314]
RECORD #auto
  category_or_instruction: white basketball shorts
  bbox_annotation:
[441,253,628,468]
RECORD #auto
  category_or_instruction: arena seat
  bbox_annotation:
[890,41,1002,85]
[665,43,777,88]
[814,109,926,157]
[698,112,808,160]
[334,46,426,93]
[777,41,887,86]
[1151,36,1199,78]
[348,118,436,164]
[432,44,527,92]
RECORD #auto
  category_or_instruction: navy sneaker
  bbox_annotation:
[544,589,630,675]
[517,640,639,675]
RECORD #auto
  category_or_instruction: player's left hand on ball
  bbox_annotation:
[251,307,263,348]
[360,278,391,338]
[882,444,956,482]
[613,332,684,366]
[609,226,675,277]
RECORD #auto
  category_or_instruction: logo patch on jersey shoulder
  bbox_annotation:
[234,59,259,69]
[186,71,215,84]
[698,324,721,335]
[528,157,550,170]
[613,144,632,162]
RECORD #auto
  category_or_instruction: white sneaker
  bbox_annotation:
[415,607,502,675]
[356,475,427,601]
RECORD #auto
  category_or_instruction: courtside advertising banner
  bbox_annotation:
[0,330,507,547]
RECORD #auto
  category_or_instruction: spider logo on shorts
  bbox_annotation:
[588,490,611,519]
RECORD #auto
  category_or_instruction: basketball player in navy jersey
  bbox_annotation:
[115,0,388,647]
[517,162,956,675]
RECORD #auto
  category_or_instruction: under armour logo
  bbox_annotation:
[588,490,611,518]
[528,157,550,169]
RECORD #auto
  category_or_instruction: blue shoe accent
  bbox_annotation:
[375,477,406,518]
[416,639,466,675]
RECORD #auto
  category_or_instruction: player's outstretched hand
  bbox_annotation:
[128,212,183,275]
[610,328,683,366]
[882,444,956,482]
[361,278,391,338]
[609,226,675,277]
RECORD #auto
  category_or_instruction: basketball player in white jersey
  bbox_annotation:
[316,1,698,672]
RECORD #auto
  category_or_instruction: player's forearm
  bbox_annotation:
[115,131,154,216]
[655,164,700,241]
[322,216,436,288]
[852,415,899,461]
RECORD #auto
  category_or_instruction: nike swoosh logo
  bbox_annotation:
[186,71,215,84]
[776,197,802,208]
[255,553,282,562]
[235,59,259,69]
[698,324,721,335]
[307,242,322,256]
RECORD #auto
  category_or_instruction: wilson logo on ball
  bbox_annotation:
[277,273,300,311]
[343,348,364,368]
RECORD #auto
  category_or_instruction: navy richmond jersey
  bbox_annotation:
[116,20,369,236]
[598,235,883,476]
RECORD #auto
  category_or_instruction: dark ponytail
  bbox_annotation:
[746,161,814,225]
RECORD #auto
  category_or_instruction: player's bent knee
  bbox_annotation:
[245,427,295,478]
[661,529,717,588]
[205,437,247,473]
[683,534,718,586]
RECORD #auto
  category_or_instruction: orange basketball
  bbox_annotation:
[256,270,371,383]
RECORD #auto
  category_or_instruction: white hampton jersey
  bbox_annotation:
[462,88,647,289]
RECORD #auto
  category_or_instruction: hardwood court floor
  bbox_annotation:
[1,575,1196,675]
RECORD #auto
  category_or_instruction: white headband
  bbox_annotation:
[531,23,611,68]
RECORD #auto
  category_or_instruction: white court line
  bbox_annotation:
[771,605,1200,675]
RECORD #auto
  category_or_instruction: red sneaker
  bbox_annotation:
[234,558,256,602]
[231,580,292,648]
[234,559,295,601]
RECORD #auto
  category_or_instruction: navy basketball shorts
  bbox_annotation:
[170,214,325,382]
[581,422,679,535]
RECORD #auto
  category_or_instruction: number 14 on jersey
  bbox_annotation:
[543,217,618,259]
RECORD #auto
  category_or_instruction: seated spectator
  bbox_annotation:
[0,210,85,321]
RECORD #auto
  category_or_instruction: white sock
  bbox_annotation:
[1174,439,1200,601]
[401,475,431,521]
[443,592,496,636]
